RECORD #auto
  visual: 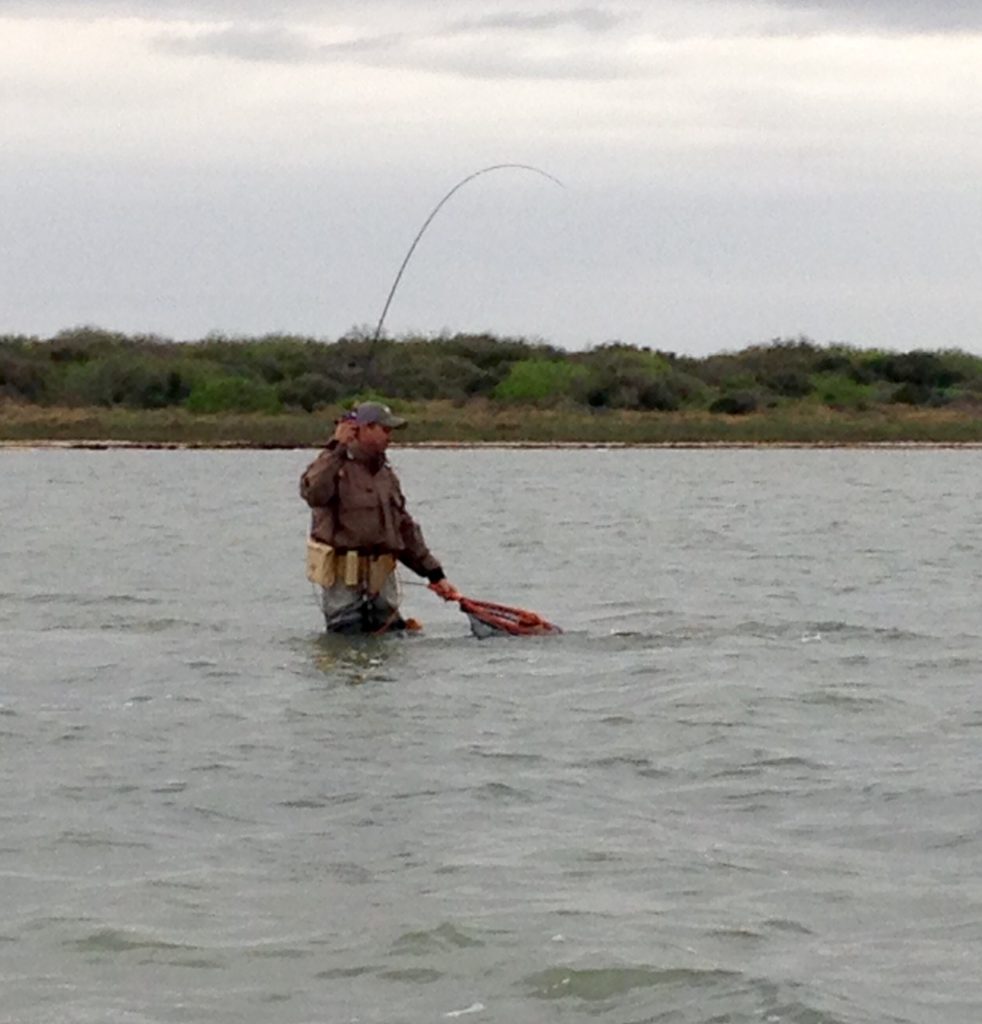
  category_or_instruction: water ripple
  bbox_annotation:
[524,964,741,1001]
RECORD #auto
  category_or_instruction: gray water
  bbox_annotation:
[1,447,981,1024]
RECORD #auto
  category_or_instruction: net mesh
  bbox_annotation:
[457,596,562,638]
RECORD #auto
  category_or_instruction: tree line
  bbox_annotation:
[2,327,982,415]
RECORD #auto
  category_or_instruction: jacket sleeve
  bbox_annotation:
[397,516,445,582]
[392,481,445,582]
[299,443,345,508]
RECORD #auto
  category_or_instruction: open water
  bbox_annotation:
[1,446,981,1024]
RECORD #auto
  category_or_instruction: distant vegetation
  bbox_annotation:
[3,327,982,443]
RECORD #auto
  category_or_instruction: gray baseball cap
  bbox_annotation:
[352,401,407,428]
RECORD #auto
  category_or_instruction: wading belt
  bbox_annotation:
[306,539,396,595]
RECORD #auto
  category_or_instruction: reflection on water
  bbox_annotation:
[310,632,403,686]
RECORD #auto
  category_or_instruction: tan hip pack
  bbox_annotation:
[306,539,395,594]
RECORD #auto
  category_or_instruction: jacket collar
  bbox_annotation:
[348,442,386,473]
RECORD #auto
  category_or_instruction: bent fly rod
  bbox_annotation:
[361,163,565,383]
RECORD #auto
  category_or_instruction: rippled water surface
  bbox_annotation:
[2,447,981,1024]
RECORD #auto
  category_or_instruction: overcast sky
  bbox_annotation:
[2,1,980,354]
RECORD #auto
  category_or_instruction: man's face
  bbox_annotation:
[358,421,392,455]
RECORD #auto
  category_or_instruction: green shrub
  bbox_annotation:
[709,390,762,415]
[889,382,953,407]
[55,355,179,408]
[814,347,856,375]
[568,345,678,409]
[186,377,281,414]
[637,378,682,411]
[493,359,584,402]
[636,371,709,411]
[278,373,343,412]
[439,333,560,374]
[811,372,879,410]
[866,350,964,389]
[45,326,130,364]
[0,351,49,402]
[934,349,982,384]
[10,330,982,425]
[762,369,813,398]
[374,343,491,400]
[683,338,821,390]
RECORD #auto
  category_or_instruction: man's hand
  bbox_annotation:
[333,420,358,446]
[429,579,459,601]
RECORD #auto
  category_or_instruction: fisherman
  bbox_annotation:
[300,401,455,633]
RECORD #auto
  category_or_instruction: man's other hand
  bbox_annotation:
[429,579,459,601]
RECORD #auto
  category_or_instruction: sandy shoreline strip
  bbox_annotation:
[4,439,982,451]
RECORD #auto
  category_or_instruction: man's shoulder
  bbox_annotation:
[380,458,403,481]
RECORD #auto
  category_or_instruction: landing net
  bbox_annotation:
[429,586,561,638]
[459,596,561,637]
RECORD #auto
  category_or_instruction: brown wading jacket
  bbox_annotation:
[299,441,445,582]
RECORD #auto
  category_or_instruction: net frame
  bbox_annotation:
[457,596,562,637]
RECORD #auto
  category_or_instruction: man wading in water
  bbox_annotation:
[300,401,456,633]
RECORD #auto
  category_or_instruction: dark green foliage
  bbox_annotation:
[569,344,678,410]
[763,369,813,398]
[278,373,343,412]
[58,355,165,408]
[637,377,683,411]
[44,326,132,363]
[814,348,854,375]
[3,329,982,418]
[0,349,48,402]
[867,350,962,389]
[679,338,822,402]
[889,382,953,407]
[374,341,496,401]
[709,390,762,415]
[186,377,281,414]
[53,353,206,409]
[438,333,561,375]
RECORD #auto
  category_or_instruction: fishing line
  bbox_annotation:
[361,163,565,382]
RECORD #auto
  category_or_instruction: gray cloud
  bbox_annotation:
[6,0,982,34]
[150,8,643,80]
[406,46,641,81]
[449,8,625,34]
[156,25,322,62]
[770,0,982,33]
[0,0,621,19]
[131,0,981,82]
[153,23,641,80]
[0,0,340,16]
[155,24,405,63]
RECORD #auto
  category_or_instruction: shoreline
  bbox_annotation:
[6,401,982,448]
[5,439,982,451]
